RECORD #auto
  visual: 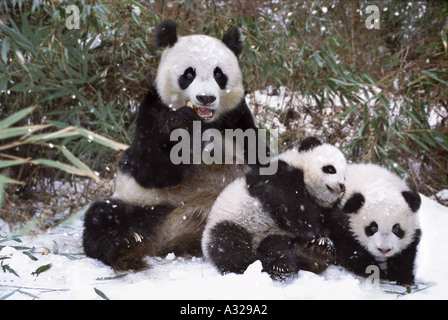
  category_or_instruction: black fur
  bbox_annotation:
[342,192,365,214]
[402,190,421,213]
[207,220,254,274]
[178,67,196,90]
[153,20,178,48]
[214,67,228,89]
[83,199,175,270]
[118,87,200,189]
[246,159,328,241]
[222,26,242,56]
[257,235,336,279]
[297,136,322,152]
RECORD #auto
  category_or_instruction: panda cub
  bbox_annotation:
[328,163,422,285]
[202,137,347,278]
[83,20,266,271]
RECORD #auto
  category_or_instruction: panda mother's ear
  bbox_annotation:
[402,190,421,213]
[222,26,242,56]
[153,20,178,48]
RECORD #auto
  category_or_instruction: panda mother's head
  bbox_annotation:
[153,20,244,121]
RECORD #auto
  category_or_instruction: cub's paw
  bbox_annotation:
[266,257,298,281]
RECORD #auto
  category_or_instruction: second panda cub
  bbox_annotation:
[202,137,347,278]
[328,164,422,285]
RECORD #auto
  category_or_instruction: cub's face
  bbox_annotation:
[155,35,244,121]
[343,188,421,258]
[303,145,347,208]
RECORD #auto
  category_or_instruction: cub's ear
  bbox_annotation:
[153,20,178,48]
[298,137,322,152]
[402,190,421,213]
[343,192,365,214]
[222,26,242,56]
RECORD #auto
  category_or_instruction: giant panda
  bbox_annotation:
[201,137,347,279]
[327,163,422,285]
[82,20,268,271]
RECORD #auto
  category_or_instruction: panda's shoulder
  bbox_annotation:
[246,158,305,201]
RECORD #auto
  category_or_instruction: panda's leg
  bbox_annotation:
[257,235,336,280]
[206,220,254,274]
[82,199,173,270]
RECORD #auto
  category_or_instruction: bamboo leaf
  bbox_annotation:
[94,287,110,300]
[422,70,448,86]
[75,127,129,151]
[32,263,52,276]
[33,159,99,180]
[0,106,35,130]
[2,264,20,278]
[1,38,10,64]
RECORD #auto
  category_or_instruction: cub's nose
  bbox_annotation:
[196,94,216,105]
[340,184,346,193]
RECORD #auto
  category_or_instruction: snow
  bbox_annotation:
[1,194,447,300]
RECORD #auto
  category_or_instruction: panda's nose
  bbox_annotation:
[196,95,216,106]
[340,184,346,193]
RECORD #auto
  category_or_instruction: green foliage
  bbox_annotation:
[0,0,447,214]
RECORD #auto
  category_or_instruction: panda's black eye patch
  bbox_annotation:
[179,67,196,90]
[392,223,405,239]
[214,67,228,89]
[365,221,378,237]
[322,165,336,174]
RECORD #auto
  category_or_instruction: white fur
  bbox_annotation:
[155,34,244,120]
[342,164,420,258]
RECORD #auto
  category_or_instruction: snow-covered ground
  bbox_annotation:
[0,194,447,300]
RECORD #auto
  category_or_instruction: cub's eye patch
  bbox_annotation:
[322,165,336,174]
[392,223,405,239]
[365,221,378,237]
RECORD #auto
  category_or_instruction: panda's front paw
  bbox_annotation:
[109,231,150,271]
[168,106,201,131]
[268,259,297,281]
[119,231,144,249]
[306,236,336,265]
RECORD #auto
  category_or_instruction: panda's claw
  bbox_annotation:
[310,236,326,247]
[133,232,143,243]
[272,264,290,274]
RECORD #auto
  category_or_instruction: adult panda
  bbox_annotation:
[202,137,347,279]
[328,163,422,285]
[83,20,268,271]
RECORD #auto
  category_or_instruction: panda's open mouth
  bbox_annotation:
[187,101,214,119]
